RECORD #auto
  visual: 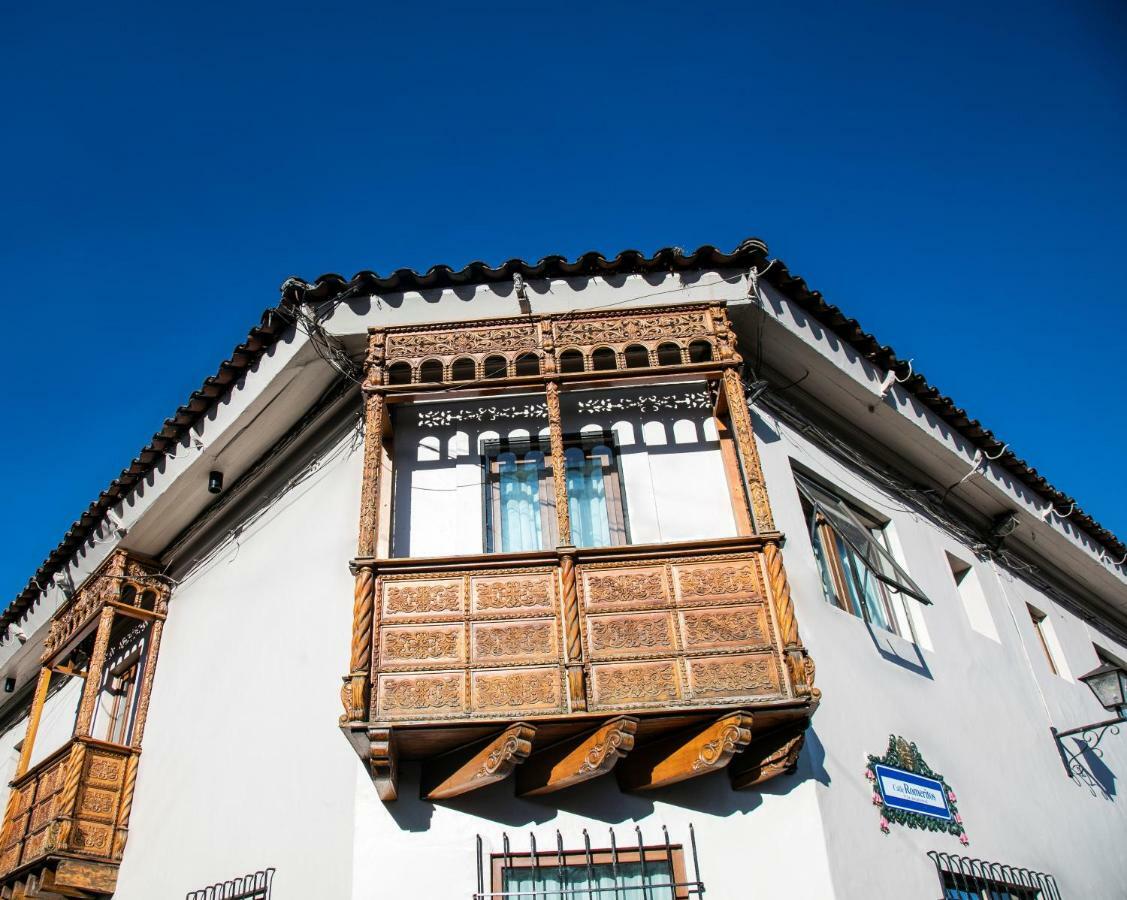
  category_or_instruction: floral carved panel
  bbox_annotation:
[680,605,773,651]
[687,653,782,700]
[377,673,465,719]
[471,574,555,617]
[581,568,670,613]
[382,579,464,621]
[471,668,563,713]
[586,613,676,659]
[590,661,681,709]
[380,625,464,669]
[471,620,557,664]
[673,560,765,606]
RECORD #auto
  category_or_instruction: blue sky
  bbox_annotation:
[1,1,1124,600]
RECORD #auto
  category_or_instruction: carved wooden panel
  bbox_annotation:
[586,612,677,659]
[582,568,670,614]
[680,606,772,651]
[590,662,681,708]
[687,653,782,700]
[379,625,463,670]
[471,668,563,713]
[374,568,566,721]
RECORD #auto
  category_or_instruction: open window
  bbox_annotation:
[796,473,928,637]
[482,433,628,553]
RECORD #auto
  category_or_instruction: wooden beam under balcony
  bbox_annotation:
[369,728,399,802]
[517,716,637,797]
[421,723,536,801]
[617,711,754,792]
[729,722,807,790]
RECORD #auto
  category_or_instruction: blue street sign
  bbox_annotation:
[874,764,952,820]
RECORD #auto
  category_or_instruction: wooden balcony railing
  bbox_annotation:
[345,536,819,800]
[0,737,135,895]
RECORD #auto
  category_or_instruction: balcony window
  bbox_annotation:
[929,851,1060,900]
[796,473,928,636]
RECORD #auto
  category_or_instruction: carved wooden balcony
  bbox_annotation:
[0,739,134,898]
[0,550,170,899]
[340,302,820,800]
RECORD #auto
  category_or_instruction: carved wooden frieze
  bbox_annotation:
[42,552,169,661]
[586,613,676,658]
[385,323,539,361]
[590,662,681,708]
[552,309,711,348]
[472,668,563,713]
[687,653,782,700]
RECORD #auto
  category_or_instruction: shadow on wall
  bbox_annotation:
[1067,737,1118,800]
[382,724,832,834]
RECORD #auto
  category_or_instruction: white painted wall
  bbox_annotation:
[755,403,1127,898]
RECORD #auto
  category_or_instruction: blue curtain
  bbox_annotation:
[499,451,543,552]
[566,447,611,548]
[503,860,675,899]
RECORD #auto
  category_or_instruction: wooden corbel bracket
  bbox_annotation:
[422,723,537,801]
[517,716,638,797]
[728,722,807,790]
[617,711,754,792]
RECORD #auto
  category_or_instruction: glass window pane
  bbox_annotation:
[503,859,675,898]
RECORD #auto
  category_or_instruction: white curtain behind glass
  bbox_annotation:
[565,446,611,547]
[499,451,543,552]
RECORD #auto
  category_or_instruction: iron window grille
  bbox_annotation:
[476,825,704,899]
[186,868,274,900]
[929,851,1062,900]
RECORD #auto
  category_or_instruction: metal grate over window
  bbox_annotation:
[186,868,274,900]
[476,825,704,899]
[929,851,1062,900]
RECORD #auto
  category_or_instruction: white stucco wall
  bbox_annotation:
[755,404,1127,898]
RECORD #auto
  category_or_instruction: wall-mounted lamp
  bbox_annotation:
[1051,661,1127,777]
[3,678,14,694]
[208,471,224,494]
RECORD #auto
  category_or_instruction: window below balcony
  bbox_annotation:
[391,383,736,559]
[480,828,703,900]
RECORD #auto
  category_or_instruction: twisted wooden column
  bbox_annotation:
[721,367,774,533]
[342,564,377,723]
[111,752,140,860]
[764,540,819,701]
[50,741,88,851]
[558,549,587,712]
[74,607,115,737]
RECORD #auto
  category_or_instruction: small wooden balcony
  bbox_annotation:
[0,739,135,899]
[0,550,171,899]
[344,537,819,800]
